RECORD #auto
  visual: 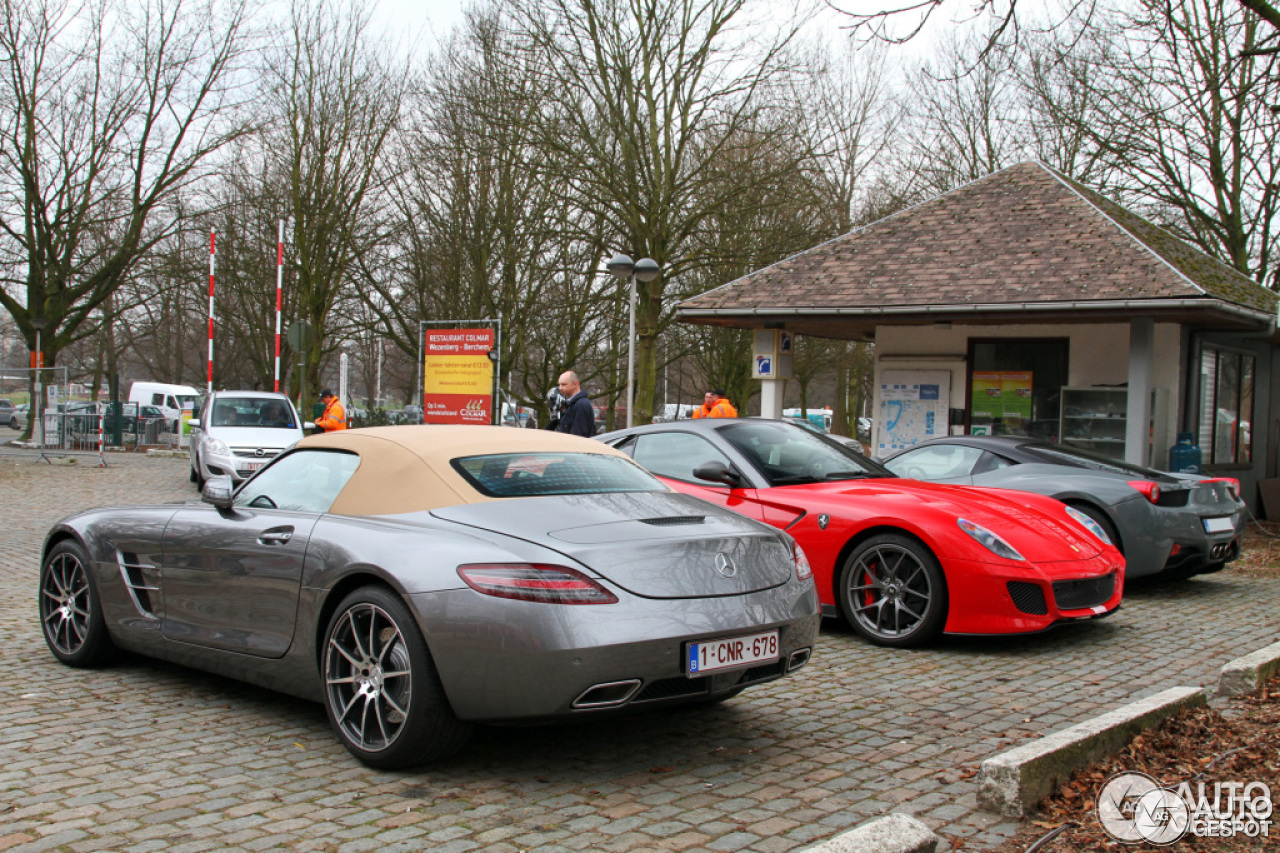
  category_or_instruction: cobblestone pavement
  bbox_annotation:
[2,452,1279,852]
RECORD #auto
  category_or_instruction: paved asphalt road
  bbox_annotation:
[2,452,1278,852]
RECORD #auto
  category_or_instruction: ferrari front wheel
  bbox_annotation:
[837,534,947,648]
[322,586,472,769]
[39,540,116,667]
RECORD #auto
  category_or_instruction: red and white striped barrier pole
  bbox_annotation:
[207,229,216,395]
[275,220,283,393]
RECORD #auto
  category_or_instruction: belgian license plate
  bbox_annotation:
[240,461,264,473]
[686,631,779,677]
[1203,516,1235,534]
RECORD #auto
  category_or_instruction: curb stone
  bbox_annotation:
[976,686,1206,817]
[1217,640,1280,697]
[800,813,938,853]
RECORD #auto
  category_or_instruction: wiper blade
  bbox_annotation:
[770,475,821,485]
[823,471,878,480]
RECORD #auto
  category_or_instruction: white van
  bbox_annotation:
[128,382,203,433]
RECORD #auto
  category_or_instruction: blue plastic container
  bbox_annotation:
[1170,432,1202,474]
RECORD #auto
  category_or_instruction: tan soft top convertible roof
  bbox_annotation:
[296,425,632,516]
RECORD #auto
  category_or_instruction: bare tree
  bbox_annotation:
[1033,0,1280,286]
[0,0,254,419]
[797,39,905,235]
[903,30,1026,196]
[262,0,407,403]
[373,6,612,418]
[512,0,811,424]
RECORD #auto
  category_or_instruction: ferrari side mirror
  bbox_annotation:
[693,460,746,488]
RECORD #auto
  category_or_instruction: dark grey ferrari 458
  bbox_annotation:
[39,426,820,768]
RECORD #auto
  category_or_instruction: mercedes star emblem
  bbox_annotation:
[713,552,738,578]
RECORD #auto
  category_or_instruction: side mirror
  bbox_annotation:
[201,475,234,510]
[188,418,201,428]
[693,460,746,488]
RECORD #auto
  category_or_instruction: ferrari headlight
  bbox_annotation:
[205,437,230,456]
[957,518,1025,561]
[1065,506,1112,545]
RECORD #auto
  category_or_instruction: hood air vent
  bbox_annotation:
[640,516,706,526]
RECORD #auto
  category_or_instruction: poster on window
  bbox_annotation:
[423,328,495,424]
[876,370,951,454]
[971,371,1033,423]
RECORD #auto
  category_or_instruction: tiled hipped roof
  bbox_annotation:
[679,162,1278,320]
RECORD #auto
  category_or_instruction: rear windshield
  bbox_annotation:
[452,452,666,497]
[1023,443,1175,480]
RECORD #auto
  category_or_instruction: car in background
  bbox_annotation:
[599,419,1123,647]
[189,391,311,487]
[0,398,14,424]
[786,416,865,454]
[5,403,27,430]
[39,426,819,768]
[878,435,1245,580]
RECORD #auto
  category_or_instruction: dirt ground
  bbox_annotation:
[979,520,1280,853]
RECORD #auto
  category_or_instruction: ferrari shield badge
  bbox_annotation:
[818,513,830,530]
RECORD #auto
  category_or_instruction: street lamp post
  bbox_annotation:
[606,254,661,428]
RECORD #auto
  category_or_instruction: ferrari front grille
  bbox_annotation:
[1006,581,1048,615]
[1052,572,1117,610]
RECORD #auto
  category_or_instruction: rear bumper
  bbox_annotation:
[409,583,820,721]
[1113,498,1244,578]
[940,552,1125,635]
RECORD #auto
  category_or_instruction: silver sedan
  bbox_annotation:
[39,426,819,768]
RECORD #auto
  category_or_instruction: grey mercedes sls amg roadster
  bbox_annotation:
[38,426,820,768]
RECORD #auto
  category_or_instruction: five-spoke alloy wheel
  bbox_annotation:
[838,533,948,647]
[39,540,115,667]
[322,586,471,768]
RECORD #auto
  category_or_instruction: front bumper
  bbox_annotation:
[409,583,820,721]
[941,552,1125,635]
[199,450,273,484]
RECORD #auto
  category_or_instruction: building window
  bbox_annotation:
[967,339,1068,440]
[1198,347,1253,466]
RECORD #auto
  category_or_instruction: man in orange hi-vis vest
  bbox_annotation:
[692,388,738,419]
[316,388,348,432]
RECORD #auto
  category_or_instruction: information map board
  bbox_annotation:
[423,328,495,425]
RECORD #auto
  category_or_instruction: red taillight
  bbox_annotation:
[1128,480,1161,503]
[793,543,813,581]
[1204,477,1241,499]
[456,564,618,605]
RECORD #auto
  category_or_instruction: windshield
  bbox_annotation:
[1024,442,1175,480]
[209,397,298,429]
[718,421,890,486]
[452,452,667,497]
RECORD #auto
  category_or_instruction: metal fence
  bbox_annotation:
[2,367,176,463]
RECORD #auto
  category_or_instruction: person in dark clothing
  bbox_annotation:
[554,370,595,437]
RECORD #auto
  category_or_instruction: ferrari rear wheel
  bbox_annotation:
[838,534,948,648]
[322,586,472,769]
[39,540,116,667]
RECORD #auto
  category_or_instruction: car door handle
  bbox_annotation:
[259,527,294,544]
